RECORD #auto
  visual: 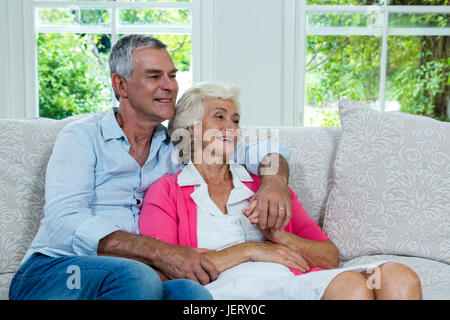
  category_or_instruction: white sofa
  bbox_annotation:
[0,99,449,300]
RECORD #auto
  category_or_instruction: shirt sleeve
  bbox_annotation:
[288,189,329,242]
[139,176,179,245]
[233,139,291,176]
[44,125,121,256]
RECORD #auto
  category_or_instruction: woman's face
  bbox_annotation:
[194,98,240,164]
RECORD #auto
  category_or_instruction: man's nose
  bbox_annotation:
[160,75,178,92]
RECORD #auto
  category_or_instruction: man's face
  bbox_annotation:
[124,47,179,123]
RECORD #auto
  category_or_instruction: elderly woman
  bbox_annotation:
[139,82,422,300]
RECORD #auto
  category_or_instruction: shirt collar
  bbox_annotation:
[100,107,171,143]
[177,161,254,187]
[101,107,125,141]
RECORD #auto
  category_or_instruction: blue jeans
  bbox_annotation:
[9,253,213,300]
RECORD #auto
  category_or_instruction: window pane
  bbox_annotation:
[386,35,449,121]
[34,0,190,2]
[305,35,381,127]
[38,33,112,119]
[114,0,190,2]
[307,0,379,5]
[37,8,110,27]
[119,8,191,26]
[307,12,382,28]
[388,0,447,5]
[389,13,449,28]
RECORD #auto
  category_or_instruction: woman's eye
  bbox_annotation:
[233,119,240,124]
[215,114,224,119]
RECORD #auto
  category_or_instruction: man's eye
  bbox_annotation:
[233,119,240,124]
[169,74,177,79]
[215,114,224,119]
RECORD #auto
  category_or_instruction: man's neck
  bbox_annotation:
[115,106,161,167]
[115,107,158,146]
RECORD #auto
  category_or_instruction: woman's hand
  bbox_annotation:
[245,241,310,273]
[260,226,287,245]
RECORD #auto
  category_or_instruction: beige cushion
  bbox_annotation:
[242,127,341,226]
[0,116,87,282]
[324,99,450,264]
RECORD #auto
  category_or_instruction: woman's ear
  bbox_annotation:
[111,73,128,100]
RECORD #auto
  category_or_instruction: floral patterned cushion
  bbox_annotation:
[0,115,87,299]
[324,99,450,264]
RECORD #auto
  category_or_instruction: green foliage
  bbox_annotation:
[320,109,341,127]
[305,0,449,126]
[38,5,192,119]
[38,33,111,119]
[38,1,448,124]
[391,59,446,117]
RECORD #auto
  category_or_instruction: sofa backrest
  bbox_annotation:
[0,116,341,289]
[255,126,342,225]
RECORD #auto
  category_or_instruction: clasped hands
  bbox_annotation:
[241,175,310,274]
[155,175,309,285]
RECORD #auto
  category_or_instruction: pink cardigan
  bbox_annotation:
[139,171,329,275]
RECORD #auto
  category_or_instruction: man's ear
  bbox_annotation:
[111,73,128,100]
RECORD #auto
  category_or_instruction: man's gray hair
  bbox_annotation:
[168,82,241,137]
[108,34,167,100]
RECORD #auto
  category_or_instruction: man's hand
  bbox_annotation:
[243,154,292,230]
[98,230,218,285]
[153,243,218,285]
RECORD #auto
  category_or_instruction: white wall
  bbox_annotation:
[0,0,36,119]
[0,0,10,119]
[213,0,284,127]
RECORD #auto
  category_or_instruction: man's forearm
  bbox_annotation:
[258,153,289,182]
[97,230,219,284]
[97,230,161,266]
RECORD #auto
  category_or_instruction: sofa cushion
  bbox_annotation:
[340,255,450,300]
[324,99,450,264]
[0,116,87,279]
[243,127,341,226]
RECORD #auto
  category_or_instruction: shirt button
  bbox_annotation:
[136,199,141,205]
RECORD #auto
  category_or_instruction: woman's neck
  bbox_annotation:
[194,162,232,186]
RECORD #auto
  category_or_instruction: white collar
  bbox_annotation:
[177,161,254,187]
[178,162,255,215]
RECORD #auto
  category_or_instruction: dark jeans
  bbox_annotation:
[9,253,212,300]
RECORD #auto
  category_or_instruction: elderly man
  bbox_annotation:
[9,34,292,300]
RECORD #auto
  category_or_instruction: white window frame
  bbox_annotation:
[22,0,209,118]
[284,0,450,126]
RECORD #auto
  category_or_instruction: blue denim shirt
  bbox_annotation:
[23,108,290,263]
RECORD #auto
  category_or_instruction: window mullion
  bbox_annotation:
[379,1,388,113]
[297,0,307,127]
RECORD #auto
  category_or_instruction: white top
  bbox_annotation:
[176,162,390,300]
[177,162,265,251]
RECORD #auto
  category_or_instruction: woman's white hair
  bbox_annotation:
[168,82,241,137]
[168,82,241,164]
